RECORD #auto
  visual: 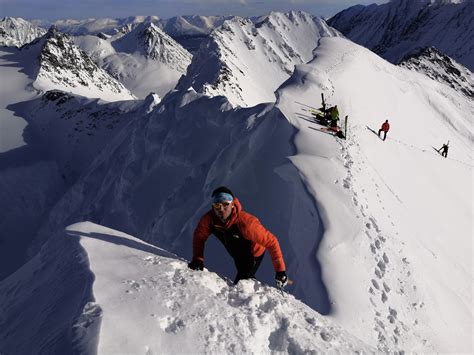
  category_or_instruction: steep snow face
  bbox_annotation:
[74,23,192,98]
[22,27,135,101]
[111,22,191,72]
[72,222,374,353]
[0,221,375,353]
[8,90,151,181]
[178,11,341,107]
[275,36,472,352]
[327,0,474,71]
[0,17,46,47]
[399,47,473,98]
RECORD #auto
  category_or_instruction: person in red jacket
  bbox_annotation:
[378,120,390,141]
[188,186,288,287]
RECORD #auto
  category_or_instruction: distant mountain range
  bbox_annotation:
[328,0,474,71]
[177,11,341,107]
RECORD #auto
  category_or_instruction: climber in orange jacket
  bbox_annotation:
[188,186,288,286]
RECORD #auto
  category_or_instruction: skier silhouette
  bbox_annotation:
[378,120,390,141]
[437,141,449,158]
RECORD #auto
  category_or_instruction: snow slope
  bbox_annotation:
[21,26,135,101]
[275,36,472,352]
[0,17,46,47]
[178,11,341,107]
[74,23,192,99]
[53,16,161,36]
[71,222,374,353]
[399,46,473,98]
[1,18,472,355]
[327,0,474,70]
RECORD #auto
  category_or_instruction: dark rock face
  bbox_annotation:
[399,46,473,98]
[328,0,474,71]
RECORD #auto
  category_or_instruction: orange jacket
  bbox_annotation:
[193,198,286,272]
[381,122,390,132]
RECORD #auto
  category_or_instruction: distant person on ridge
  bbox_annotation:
[437,141,449,158]
[378,120,390,141]
[188,186,288,287]
[329,105,339,130]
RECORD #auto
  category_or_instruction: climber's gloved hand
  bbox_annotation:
[275,271,288,288]
[188,259,204,271]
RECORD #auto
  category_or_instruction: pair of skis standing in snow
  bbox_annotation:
[310,93,347,139]
[188,186,291,292]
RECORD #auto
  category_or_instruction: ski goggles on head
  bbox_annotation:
[212,192,234,209]
[212,201,233,209]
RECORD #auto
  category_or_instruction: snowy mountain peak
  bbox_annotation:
[399,47,473,98]
[162,15,232,36]
[327,0,474,70]
[0,17,46,47]
[23,28,135,101]
[111,21,192,71]
[177,11,341,107]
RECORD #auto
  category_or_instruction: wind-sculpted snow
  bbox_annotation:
[328,0,474,71]
[7,90,154,182]
[70,222,373,353]
[275,36,472,352]
[0,17,46,47]
[0,224,94,354]
[30,87,331,314]
[178,11,341,107]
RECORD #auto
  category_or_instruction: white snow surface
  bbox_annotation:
[0,21,473,355]
[178,11,342,107]
[62,221,374,353]
[29,28,136,101]
[53,16,161,36]
[275,37,472,352]
[0,17,46,47]
[74,23,192,99]
[49,15,232,37]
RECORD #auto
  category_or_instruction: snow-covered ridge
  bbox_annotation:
[0,17,46,47]
[178,11,341,107]
[47,15,231,37]
[23,26,135,101]
[8,90,152,181]
[399,47,473,98]
[53,16,161,36]
[327,0,474,71]
[73,22,192,98]
[162,15,234,36]
[0,221,374,353]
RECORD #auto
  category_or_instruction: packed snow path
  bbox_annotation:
[275,37,472,352]
[68,222,374,353]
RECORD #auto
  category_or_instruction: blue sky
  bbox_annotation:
[0,0,389,21]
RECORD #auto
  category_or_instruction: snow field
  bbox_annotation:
[70,221,374,353]
[276,37,472,352]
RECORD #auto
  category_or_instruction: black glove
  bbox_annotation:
[188,259,204,271]
[275,271,288,288]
